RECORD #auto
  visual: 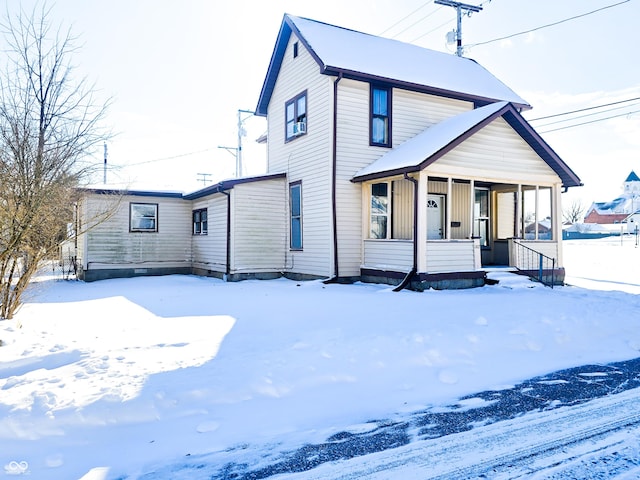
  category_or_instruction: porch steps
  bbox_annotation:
[484,268,540,289]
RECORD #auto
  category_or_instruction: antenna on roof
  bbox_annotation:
[434,0,483,57]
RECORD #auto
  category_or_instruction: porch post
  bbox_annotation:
[553,183,563,265]
[417,172,428,272]
[469,179,475,237]
[446,177,453,240]
[535,185,539,240]
[516,184,522,238]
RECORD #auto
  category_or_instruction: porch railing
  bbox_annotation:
[511,239,556,288]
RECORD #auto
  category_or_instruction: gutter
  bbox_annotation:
[324,73,343,284]
[393,173,418,292]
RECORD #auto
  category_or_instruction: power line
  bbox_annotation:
[534,102,640,129]
[390,4,445,40]
[409,16,454,43]
[379,1,434,36]
[122,148,215,167]
[467,0,630,49]
[528,96,640,122]
[539,108,640,134]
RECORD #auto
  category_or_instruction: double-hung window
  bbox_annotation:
[370,85,391,147]
[370,180,414,240]
[290,182,302,249]
[285,92,307,141]
[130,203,158,232]
[193,208,207,235]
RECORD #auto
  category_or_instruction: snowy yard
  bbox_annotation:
[1,236,640,479]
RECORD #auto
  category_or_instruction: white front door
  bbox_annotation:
[427,194,444,240]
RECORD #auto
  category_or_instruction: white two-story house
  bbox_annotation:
[68,14,581,288]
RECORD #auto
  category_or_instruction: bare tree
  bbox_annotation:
[563,199,587,224]
[0,3,110,319]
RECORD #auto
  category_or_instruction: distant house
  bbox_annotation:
[584,171,640,224]
[67,14,581,288]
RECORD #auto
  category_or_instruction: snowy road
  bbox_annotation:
[278,387,640,479]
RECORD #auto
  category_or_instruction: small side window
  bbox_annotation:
[285,92,307,142]
[193,208,208,235]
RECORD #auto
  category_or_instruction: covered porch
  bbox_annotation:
[359,173,565,289]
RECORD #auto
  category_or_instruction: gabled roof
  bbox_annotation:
[352,102,582,189]
[256,14,530,116]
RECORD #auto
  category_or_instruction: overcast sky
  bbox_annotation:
[5,0,639,205]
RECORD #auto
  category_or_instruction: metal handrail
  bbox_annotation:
[512,240,556,288]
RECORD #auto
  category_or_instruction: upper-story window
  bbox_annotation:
[370,85,391,147]
[285,91,307,142]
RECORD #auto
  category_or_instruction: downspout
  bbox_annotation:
[324,73,343,284]
[220,189,231,279]
[393,173,418,292]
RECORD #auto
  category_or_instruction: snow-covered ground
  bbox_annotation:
[1,236,640,479]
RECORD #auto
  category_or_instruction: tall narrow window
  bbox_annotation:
[290,182,302,249]
[285,92,307,141]
[474,188,490,247]
[370,182,389,239]
[370,86,391,147]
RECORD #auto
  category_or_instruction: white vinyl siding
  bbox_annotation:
[84,195,191,270]
[426,240,479,273]
[363,240,414,272]
[191,195,227,273]
[266,33,333,277]
[511,240,559,270]
[425,117,559,185]
[231,179,287,273]
[336,80,473,277]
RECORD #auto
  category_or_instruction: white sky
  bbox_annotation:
[7,0,639,203]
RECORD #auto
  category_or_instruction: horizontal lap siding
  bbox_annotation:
[192,195,227,272]
[363,240,414,272]
[336,82,473,277]
[426,241,477,273]
[426,117,559,185]
[267,33,332,277]
[516,241,559,267]
[232,179,286,272]
[85,195,191,270]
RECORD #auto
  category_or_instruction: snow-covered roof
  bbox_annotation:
[256,14,530,116]
[351,102,582,188]
[587,193,640,215]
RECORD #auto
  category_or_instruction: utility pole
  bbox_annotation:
[434,0,483,57]
[219,109,255,178]
[236,109,255,178]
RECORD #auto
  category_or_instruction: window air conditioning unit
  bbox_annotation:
[292,121,306,136]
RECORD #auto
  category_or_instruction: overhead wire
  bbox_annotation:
[467,0,630,49]
[379,1,434,36]
[528,96,640,122]
[539,108,640,134]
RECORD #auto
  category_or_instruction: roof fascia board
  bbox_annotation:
[256,15,293,116]
[326,67,531,111]
[184,172,287,200]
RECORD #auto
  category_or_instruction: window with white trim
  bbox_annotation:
[130,203,158,232]
[193,208,207,235]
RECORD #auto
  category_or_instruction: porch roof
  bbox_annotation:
[351,102,582,189]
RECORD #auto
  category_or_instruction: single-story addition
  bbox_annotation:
[65,14,582,289]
